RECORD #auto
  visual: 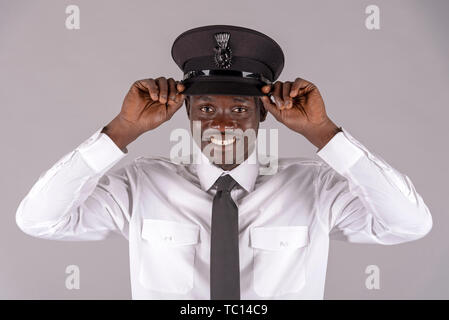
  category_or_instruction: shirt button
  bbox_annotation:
[280,241,289,247]
[163,235,174,242]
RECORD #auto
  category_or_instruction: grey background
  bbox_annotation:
[1,0,448,299]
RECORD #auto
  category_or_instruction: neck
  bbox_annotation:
[215,163,240,171]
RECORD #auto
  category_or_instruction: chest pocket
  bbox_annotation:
[139,219,200,294]
[250,225,309,297]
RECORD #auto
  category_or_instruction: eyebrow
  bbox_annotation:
[197,96,213,102]
[232,97,251,103]
[197,96,251,103]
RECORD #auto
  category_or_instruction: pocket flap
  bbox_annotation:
[250,226,309,251]
[141,219,200,247]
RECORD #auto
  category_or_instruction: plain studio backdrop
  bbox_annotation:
[0,0,448,299]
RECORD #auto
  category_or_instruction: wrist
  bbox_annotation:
[102,115,142,150]
[303,119,341,151]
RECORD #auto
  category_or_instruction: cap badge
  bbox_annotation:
[213,32,232,69]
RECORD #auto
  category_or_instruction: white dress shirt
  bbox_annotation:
[15,127,433,299]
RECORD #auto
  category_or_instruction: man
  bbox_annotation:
[16,25,432,300]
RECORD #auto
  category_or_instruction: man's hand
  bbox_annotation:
[260,78,341,150]
[102,77,186,150]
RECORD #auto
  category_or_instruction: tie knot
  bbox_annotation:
[215,174,238,193]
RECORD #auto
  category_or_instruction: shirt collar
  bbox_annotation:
[193,140,260,193]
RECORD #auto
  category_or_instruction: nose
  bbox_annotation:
[209,119,238,133]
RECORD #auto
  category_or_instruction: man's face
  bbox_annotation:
[186,95,266,171]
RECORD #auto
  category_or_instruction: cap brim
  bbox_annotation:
[182,76,266,96]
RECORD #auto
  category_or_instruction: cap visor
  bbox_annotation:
[182,77,266,96]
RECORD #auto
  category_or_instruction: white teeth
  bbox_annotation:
[211,136,236,146]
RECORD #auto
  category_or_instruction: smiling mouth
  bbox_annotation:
[210,136,236,146]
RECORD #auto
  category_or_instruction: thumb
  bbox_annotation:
[176,81,186,93]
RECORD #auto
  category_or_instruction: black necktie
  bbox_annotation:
[210,174,240,300]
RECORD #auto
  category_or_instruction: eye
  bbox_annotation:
[199,105,215,113]
[232,106,248,113]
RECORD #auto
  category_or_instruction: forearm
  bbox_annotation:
[16,128,127,234]
[317,128,432,243]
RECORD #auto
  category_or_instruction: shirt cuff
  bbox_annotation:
[76,127,128,173]
[316,127,365,175]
